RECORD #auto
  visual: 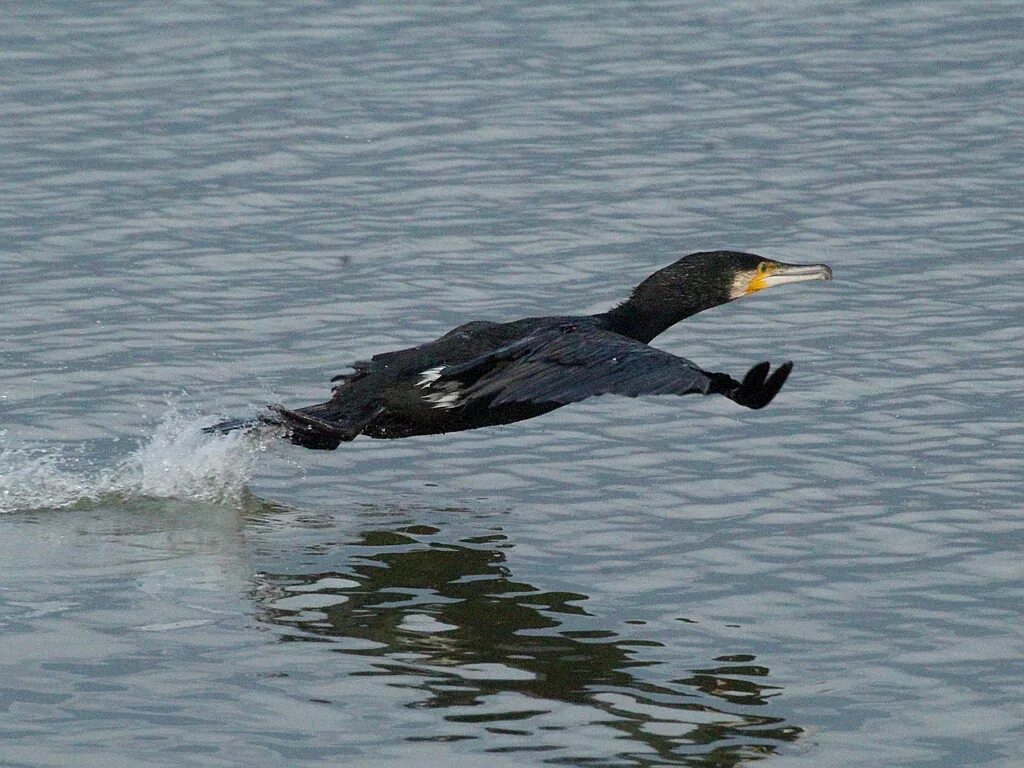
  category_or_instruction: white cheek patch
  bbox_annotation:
[729,271,755,299]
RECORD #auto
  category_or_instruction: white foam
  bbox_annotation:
[0,410,268,514]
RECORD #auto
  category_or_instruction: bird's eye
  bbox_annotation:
[757,262,770,274]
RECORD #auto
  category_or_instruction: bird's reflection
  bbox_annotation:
[248,507,802,766]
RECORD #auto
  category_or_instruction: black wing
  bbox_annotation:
[436,325,792,410]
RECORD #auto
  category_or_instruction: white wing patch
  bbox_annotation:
[416,366,445,388]
[424,391,461,409]
[416,366,461,409]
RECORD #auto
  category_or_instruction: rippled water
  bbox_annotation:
[2,2,1022,766]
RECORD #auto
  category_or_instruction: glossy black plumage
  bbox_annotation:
[433,325,791,408]
[206,250,830,450]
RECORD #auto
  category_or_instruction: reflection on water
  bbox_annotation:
[251,514,801,765]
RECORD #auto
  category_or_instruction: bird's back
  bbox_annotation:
[324,314,602,439]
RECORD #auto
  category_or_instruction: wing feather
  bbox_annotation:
[440,326,712,407]
[434,325,792,411]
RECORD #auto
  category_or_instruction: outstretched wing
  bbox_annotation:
[434,325,792,410]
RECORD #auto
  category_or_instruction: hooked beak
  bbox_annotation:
[743,262,832,296]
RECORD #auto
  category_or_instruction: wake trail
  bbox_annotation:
[0,410,272,514]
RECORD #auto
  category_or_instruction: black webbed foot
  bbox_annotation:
[712,361,793,410]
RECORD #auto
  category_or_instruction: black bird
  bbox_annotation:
[207,250,831,450]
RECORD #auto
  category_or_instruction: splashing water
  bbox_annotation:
[0,411,270,513]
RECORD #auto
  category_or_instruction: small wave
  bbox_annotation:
[0,411,270,513]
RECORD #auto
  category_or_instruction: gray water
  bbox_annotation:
[1,2,1022,766]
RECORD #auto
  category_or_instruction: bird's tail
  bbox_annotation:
[202,401,351,451]
[202,412,285,444]
[203,415,269,435]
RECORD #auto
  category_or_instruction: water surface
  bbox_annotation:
[1,2,1022,766]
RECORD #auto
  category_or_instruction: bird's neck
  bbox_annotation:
[597,299,687,343]
[596,263,730,342]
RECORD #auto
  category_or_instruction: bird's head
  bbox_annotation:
[610,250,832,341]
[722,251,833,301]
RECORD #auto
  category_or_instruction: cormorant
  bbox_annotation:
[207,250,831,450]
